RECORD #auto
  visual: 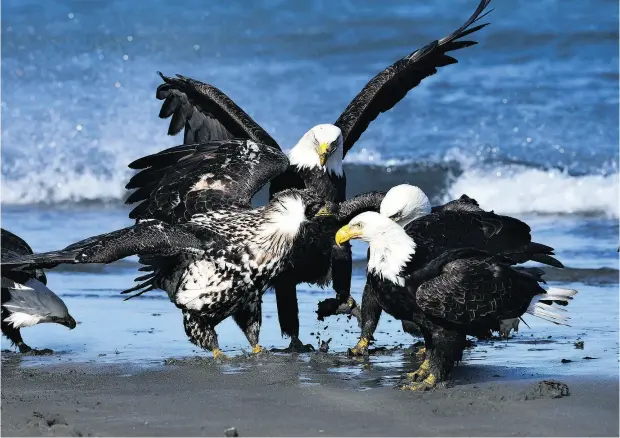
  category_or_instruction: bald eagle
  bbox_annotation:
[135,0,493,351]
[1,229,76,354]
[347,185,564,356]
[335,210,576,390]
[2,140,340,359]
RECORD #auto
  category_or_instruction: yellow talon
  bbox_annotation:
[348,337,369,356]
[404,359,430,382]
[415,346,426,360]
[251,344,264,354]
[400,373,437,391]
[212,348,227,361]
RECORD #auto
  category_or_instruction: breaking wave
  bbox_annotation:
[2,149,617,219]
[445,165,619,219]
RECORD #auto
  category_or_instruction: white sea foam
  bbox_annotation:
[445,166,619,218]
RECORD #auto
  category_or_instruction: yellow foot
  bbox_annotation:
[347,337,370,357]
[251,344,264,354]
[403,358,431,382]
[398,374,437,391]
[415,346,426,360]
[212,348,228,361]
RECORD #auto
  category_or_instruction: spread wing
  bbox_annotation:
[1,228,47,285]
[156,72,280,148]
[125,139,290,223]
[1,220,218,272]
[334,0,492,156]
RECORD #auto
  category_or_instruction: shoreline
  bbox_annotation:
[2,352,618,437]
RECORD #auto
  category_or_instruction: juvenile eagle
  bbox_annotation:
[3,140,335,359]
[1,229,76,354]
[135,0,493,351]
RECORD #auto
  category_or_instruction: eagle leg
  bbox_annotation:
[397,326,464,390]
[348,282,382,356]
[233,295,264,355]
[398,374,437,391]
[331,242,354,306]
[401,358,431,383]
[273,276,314,353]
[415,346,427,360]
[348,336,370,357]
[183,310,227,361]
[1,322,52,354]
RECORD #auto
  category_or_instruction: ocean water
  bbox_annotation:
[1,0,618,380]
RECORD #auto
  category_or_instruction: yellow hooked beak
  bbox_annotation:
[335,224,362,246]
[315,205,334,217]
[318,142,329,166]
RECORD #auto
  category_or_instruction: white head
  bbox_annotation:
[288,124,343,175]
[1,277,76,329]
[380,184,432,227]
[335,211,416,286]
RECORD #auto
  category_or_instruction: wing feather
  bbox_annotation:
[334,0,492,155]
[125,139,290,223]
[1,228,47,285]
[415,255,545,327]
[156,72,279,148]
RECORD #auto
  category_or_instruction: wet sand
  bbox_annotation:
[2,352,618,437]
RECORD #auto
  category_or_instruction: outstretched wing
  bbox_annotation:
[1,220,217,272]
[334,0,492,156]
[1,228,47,285]
[125,139,290,223]
[1,229,34,261]
[156,72,280,148]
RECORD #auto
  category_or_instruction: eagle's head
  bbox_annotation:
[380,184,432,227]
[335,211,416,286]
[288,124,343,175]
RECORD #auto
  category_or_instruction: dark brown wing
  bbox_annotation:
[334,0,492,156]
[156,72,280,149]
[1,228,47,285]
[125,139,289,223]
[415,255,546,327]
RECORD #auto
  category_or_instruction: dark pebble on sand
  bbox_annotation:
[561,358,572,363]
[523,380,570,400]
[151,313,161,316]
[574,340,584,349]
[583,356,598,360]
[224,427,239,437]
[310,332,314,336]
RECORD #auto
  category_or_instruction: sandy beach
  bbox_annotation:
[2,351,618,437]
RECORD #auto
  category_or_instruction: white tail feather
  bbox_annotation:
[526,287,578,326]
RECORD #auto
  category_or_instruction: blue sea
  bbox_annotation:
[1,0,618,380]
